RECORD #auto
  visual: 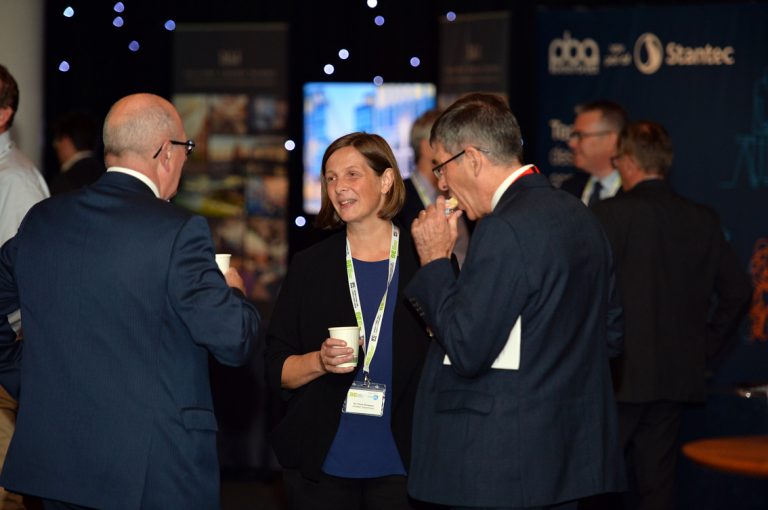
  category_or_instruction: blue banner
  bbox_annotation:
[536,4,767,275]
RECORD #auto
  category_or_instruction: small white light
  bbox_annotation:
[338,49,350,60]
[446,11,457,22]
[367,0,377,7]
[128,40,140,52]
[284,140,296,151]
[295,216,307,227]
[63,7,75,18]
[374,15,385,26]
[324,64,335,75]
[114,2,125,13]
[164,20,176,31]
[58,61,71,72]
[410,57,421,68]
[113,16,124,28]
[373,75,384,86]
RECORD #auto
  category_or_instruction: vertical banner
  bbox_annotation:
[536,5,768,343]
[439,12,509,107]
[173,24,289,306]
[173,23,288,471]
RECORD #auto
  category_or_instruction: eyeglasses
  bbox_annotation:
[432,150,466,180]
[152,139,196,159]
[568,130,613,142]
[610,153,624,168]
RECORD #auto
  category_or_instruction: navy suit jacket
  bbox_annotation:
[405,173,625,507]
[0,171,260,509]
[48,155,105,196]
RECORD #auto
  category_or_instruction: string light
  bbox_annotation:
[410,57,421,67]
[284,140,296,151]
[58,61,71,72]
[374,16,385,26]
[164,20,176,31]
[63,7,74,18]
[338,49,350,60]
[324,64,335,75]
[128,40,140,52]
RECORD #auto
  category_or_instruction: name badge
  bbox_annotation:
[342,381,386,417]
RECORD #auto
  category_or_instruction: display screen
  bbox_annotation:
[303,82,437,213]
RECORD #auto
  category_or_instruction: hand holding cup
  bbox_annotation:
[321,326,360,373]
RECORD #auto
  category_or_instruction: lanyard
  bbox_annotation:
[345,223,399,384]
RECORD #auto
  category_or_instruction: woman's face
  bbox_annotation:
[324,146,392,227]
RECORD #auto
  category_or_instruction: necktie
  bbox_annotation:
[588,180,603,207]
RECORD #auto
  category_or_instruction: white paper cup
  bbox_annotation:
[328,326,360,368]
[215,253,231,273]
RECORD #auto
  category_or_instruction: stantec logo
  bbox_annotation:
[634,33,664,75]
[548,31,600,75]
[633,32,736,75]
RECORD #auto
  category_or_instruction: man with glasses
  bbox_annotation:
[0,93,260,510]
[592,121,751,510]
[404,93,625,509]
[563,100,627,207]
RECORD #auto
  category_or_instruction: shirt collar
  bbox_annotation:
[107,166,160,198]
[491,164,535,211]
[61,150,94,173]
[0,131,13,158]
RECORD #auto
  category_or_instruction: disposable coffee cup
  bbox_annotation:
[328,326,360,368]
[215,253,231,273]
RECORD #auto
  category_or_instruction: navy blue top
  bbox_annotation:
[322,257,406,478]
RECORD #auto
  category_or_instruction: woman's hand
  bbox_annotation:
[318,338,357,374]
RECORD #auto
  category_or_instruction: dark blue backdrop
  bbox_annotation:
[536,4,768,508]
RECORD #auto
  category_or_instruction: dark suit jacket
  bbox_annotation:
[405,173,625,508]
[560,169,590,199]
[48,155,105,196]
[560,170,623,205]
[397,178,427,232]
[592,179,752,402]
[0,171,260,509]
[265,227,431,481]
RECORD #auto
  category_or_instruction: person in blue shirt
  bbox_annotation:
[265,132,433,510]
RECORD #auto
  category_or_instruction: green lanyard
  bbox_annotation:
[345,223,399,384]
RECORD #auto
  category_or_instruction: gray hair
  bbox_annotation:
[430,93,523,166]
[409,109,442,163]
[103,98,177,158]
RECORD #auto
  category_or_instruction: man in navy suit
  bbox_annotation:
[0,93,261,510]
[405,93,625,509]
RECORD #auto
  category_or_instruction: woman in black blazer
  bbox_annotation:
[265,133,432,510]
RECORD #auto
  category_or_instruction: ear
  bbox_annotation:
[381,167,394,194]
[465,146,483,177]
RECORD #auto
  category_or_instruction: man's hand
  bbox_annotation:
[224,267,246,294]
[411,195,462,266]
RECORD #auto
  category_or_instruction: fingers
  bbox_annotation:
[320,338,356,373]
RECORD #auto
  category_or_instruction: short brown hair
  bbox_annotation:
[575,100,628,133]
[0,65,20,128]
[316,132,406,229]
[618,120,674,176]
